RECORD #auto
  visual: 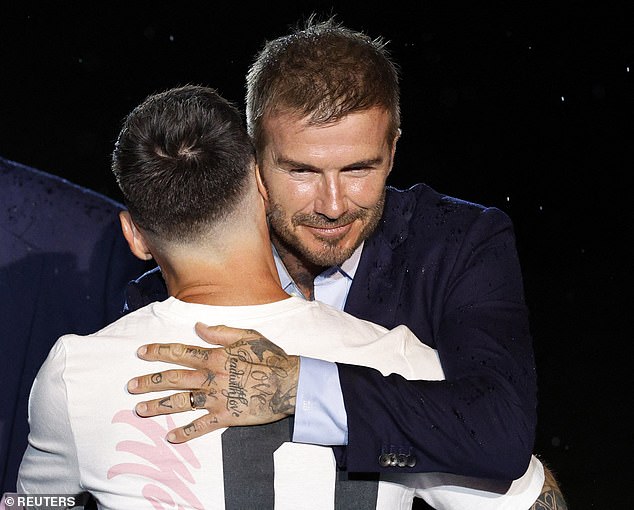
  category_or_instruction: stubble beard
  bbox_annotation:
[266,190,386,268]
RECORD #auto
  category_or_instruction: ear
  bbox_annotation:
[254,163,269,201]
[119,211,153,261]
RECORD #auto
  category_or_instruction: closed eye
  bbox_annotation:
[288,167,318,175]
[342,166,373,176]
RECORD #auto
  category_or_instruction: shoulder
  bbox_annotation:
[0,156,138,270]
[379,183,514,245]
[83,301,163,339]
[301,300,390,337]
[385,183,508,221]
[0,156,125,227]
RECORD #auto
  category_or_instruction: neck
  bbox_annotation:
[158,242,289,307]
[271,236,326,301]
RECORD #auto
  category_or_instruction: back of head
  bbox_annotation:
[246,16,401,153]
[112,85,255,245]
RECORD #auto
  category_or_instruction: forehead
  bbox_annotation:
[260,108,393,162]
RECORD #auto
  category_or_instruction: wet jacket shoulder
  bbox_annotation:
[338,183,537,479]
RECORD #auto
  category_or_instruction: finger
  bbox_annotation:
[137,342,219,368]
[194,323,264,346]
[127,368,218,394]
[166,413,223,443]
[135,390,218,417]
[135,391,191,417]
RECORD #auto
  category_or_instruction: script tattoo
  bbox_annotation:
[221,339,296,419]
[185,347,209,361]
[224,347,249,417]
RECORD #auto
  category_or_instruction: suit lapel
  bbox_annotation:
[345,188,416,330]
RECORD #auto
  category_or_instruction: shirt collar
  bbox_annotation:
[273,242,364,293]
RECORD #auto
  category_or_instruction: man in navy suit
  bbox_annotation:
[0,156,150,493]
[125,19,565,507]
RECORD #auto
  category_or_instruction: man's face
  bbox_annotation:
[258,107,397,268]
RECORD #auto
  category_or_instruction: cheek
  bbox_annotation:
[347,179,385,208]
[268,178,318,213]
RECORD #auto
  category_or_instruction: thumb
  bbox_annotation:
[194,323,260,346]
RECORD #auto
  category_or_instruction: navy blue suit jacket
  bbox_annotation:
[338,184,536,479]
[126,184,537,481]
[0,157,151,492]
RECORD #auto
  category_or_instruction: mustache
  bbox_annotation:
[291,210,366,228]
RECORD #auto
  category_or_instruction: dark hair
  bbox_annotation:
[246,16,400,153]
[112,85,255,243]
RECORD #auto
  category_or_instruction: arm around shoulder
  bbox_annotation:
[335,204,537,479]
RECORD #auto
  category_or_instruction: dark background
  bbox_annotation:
[1,2,632,507]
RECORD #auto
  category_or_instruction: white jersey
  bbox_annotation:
[18,296,542,509]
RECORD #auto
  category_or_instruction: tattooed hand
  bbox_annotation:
[127,324,300,443]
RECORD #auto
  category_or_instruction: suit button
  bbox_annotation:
[406,455,417,468]
[396,454,408,467]
[379,453,391,467]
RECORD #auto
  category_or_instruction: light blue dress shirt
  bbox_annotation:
[272,243,364,446]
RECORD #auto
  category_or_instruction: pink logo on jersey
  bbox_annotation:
[107,410,204,509]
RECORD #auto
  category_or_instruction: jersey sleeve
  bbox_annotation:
[17,338,83,495]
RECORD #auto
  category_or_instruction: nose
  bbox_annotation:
[314,173,348,220]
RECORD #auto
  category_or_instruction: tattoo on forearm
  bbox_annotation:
[530,465,568,510]
[530,489,567,509]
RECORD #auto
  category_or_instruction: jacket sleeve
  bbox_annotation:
[336,206,537,480]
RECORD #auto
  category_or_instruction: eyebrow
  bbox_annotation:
[276,156,385,170]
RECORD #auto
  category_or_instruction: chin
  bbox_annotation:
[302,240,358,267]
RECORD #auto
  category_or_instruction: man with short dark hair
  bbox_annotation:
[0,156,149,494]
[126,19,566,508]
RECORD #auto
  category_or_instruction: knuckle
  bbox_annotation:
[172,344,185,357]
[174,392,190,409]
[165,370,183,384]
[194,419,209,432]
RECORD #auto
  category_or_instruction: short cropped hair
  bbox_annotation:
[112,85,255,243]
[246,17,400,153]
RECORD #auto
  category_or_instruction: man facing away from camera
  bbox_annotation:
[125,18,566,509]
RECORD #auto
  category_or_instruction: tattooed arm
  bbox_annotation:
[127,324,299,442]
